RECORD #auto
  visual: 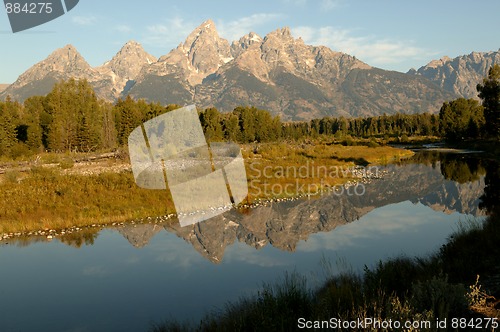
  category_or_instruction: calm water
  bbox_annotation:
[0,151,494,332]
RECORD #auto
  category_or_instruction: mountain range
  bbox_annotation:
[1,19,498,120]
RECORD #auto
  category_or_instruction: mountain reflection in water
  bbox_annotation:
[3,152,490,265]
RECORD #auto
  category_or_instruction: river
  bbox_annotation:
[0,150,496,332]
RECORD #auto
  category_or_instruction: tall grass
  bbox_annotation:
[0,167,175,234]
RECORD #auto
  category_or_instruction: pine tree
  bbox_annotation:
[45,79,103,152]
[477,64,500,139]
[0,97,21,156]
[114,96,143,146]
[200,107,224,142]
[223,114,240,142]
[23,96,44,152]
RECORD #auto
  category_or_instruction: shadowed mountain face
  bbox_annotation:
[116,159,486,263]
[1,20,459,120]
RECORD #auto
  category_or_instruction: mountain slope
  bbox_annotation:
[1,42,157,102]
[0,45,104,102]
[409,50,500,99]
[96,40,157,99]
[127,19,232,104]
[195,27,456,119]
[1,20,464,119]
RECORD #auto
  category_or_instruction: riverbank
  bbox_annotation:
[0,141,413,237]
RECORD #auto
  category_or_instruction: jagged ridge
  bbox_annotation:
[409,50,500,99]
[1,20,485,120]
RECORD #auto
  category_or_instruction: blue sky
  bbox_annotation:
[1,0,499,83]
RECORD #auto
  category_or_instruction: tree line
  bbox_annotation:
[1,65,499,158]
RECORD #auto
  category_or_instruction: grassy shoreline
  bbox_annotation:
[150,214,500,332]
[0,141,413,237]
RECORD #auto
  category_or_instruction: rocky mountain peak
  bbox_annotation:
[155,19,232,86]
[43,44,90,70]
[410,50,500,98]
[275,27,292,38]
[183,19,218,46]
[7,44,95,88]
[231,32,263,57]
[263,27,295,46]
[0,19,474,120]
[1,44,96,101]
[117,40,151,58]
[95,40,157,99]
[99,40,157,81]
[426,56,452,69]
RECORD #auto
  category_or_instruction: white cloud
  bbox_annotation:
[83,265,109,277]
[282,0,340,10]
[321,0,340,11]
[224,242,291,267]
[115,24,132,33]
[143,17,197,49]
[292,25,435,67]
[217,13,285,42]
[72,15,97,26]
[281,0,308,6]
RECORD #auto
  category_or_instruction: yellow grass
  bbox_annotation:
[0,141,413,235]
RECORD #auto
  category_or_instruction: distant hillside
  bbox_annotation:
[0,84,9,93]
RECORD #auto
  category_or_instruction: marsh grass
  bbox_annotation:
[0,167,175,234]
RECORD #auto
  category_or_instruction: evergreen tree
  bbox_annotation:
[223,114,240,142]
[439,98,484,141]
[477,64,500,139]
[235,107,256,143]
[114,95,143,146]
[23,96,45,152]
[100,101,117,149]
[0,97,20,156]
[200,107,224,142]
[44,79,102,151]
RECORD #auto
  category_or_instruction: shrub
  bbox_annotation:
[411,275,468,320]
[3,170,21,183]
